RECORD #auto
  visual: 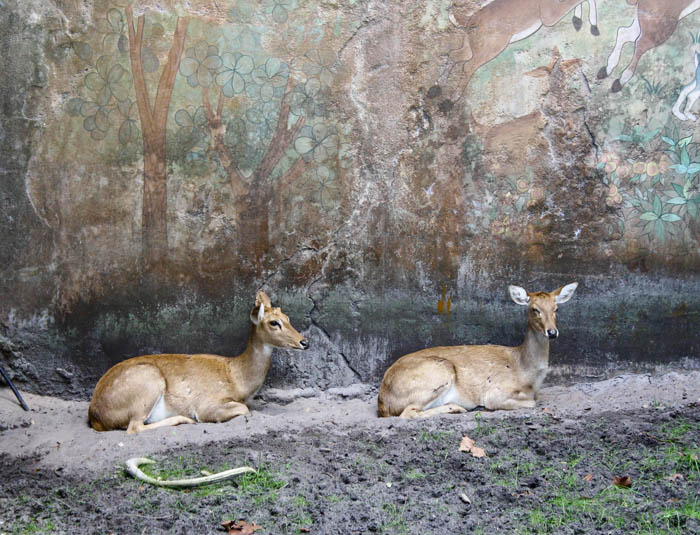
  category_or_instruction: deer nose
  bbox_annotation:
[547,329,558,340]
[300,339,309,350]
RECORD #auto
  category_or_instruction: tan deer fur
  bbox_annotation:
[377,283,578,418]
[88,291,308,433]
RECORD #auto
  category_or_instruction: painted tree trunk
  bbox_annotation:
[142,136,168,267]
[126,7,190,270]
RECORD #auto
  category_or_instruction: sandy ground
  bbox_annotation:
[1,371,699,475]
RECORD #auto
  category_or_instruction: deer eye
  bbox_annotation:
[270,320,281,329]
[532,308,541,316]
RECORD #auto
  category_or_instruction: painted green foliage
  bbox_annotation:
[599,127,700,245]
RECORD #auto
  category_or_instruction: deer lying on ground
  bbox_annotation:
[89,291,309,433]
[377,283,578,418]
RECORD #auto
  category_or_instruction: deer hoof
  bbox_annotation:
[611,79,623,93]
[590,25,600,37]
[596,66,608,80]
[572,16,582,31]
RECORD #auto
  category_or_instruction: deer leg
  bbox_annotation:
[197,400,250,423]
[127,415,197,434]
[597,16,640,80]
[399,403,467,419]
[494,398,536,410]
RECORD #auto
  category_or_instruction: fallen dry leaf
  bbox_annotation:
[584,473,593,482]
[459,435,486,458]
[667,473,684,482]
[458,492,471,504]
[221,520,263,535]
[612,475,632,488]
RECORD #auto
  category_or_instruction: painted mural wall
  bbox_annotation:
[1,0,699,397]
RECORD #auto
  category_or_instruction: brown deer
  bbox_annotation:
[447,0,598,97]
[377,283,578,418]
[597,0,700,92]
[89,291,309,433]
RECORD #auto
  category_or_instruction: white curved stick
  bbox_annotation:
[125,457,256,488]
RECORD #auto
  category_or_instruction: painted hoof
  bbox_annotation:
[572,16,582,31]
[596,66,608,80]
[611,79,623,93]
[591,25,600,37]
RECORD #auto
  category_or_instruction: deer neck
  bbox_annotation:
[230,324,274,400]
[518,326,550,372]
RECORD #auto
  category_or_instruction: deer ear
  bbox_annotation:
[554,282,578,304]
[509,285,530,306]
[251,303,265,325]
[256,290,272,308]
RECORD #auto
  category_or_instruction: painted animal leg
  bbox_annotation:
[597,16,640,80]
[612,11,682,93]
[399,403,467,419]
[127,415,197,434]
[682,87,700,121]
[451,34,511,100]
[673,81,696,120]
[572,4,583,31]
[540,0,592,27]
[588,0,600,35]
[197,400,250,423]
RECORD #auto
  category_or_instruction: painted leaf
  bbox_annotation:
[688,202,697,218]
[119,120,137,145]
[107,8,124,32]
[670,164,687,174]
[684,178,693,199]
[66,97,83,116]
[294,136,315,155]
[180,57,199,78]
[679,135,693,147]
[661,213,682,222]
[197,66,214,88]
[672,183,685,197]
[175,109,193,128]
[661,136,675,146]
[85,72,106,92]
[265,57,282,78]
[639,212,658,221]
[72,41,93,61]
[686,163,700,175]
[272,5,288,23]
[96,55,113,78]
[142,47,159,73]
[666,197,687,205]
[681,147,690,167]
[653,195,663,216]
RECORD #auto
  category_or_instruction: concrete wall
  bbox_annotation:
[1,0,699,399]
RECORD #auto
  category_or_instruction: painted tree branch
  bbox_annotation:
[125,6,153,138]
[253,82,305,183]
[153,16,190,132]
[201,86,246,196]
